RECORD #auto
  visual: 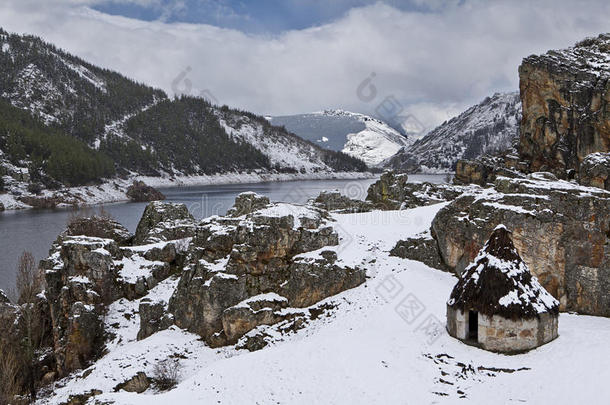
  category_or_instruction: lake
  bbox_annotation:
[0,175,446,292]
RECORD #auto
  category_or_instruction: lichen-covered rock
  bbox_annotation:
[226,192,270,217]
[367,171,466,209]
[62,215,133,245]
[114,372,150,393]
[43,235,183,376]
[432,175,610,316]
[168,194,365,346]
[137,298,174,340]
[126,181,166,202]
[390,233,449,272]
[579,152,610,190]
[221,293,288,344]
[281,251,366,307]
[134,201,195,244]
[454,151,527,186]
[519,34,610,177]
[313,190,372,213]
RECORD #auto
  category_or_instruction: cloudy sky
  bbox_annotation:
[0,0,608,129]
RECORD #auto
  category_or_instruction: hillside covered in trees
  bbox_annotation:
[0,27,367,195]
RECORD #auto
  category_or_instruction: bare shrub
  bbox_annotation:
[0,347,21,404]
[152,359,181,391]
[16,251,41,305]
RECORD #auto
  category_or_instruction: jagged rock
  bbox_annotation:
[519,34,610,177]
[134,202,195,245]
[579,152,610,190]
[226,192,270,217]
[137,298,174,340]
[454,152,527,186]
[432,175,610,316]
[221,293,288,344]
[62,302,104,373]
[126,181,166,202]
[43,237,117,376]
[114,372,150,393]
[366,171,465,209]
[169,268,248,345]
[281,251,366,307]
[313,190,372,213]
[390,234,449,272]
[168,194,365,346]
[62,215,133,245]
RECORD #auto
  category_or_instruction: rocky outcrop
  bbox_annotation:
[453,151,528,186]
[63,215,133,245]
[226,192,270,217]
[313,190,372,213]
[134,201,195,244]
[579,152,610,190]
[366,171,465,209]
[432,174,610,316]
[43,237,120,376]
[126,181,166,203]
[168,195,365,347]
[390,234,448,272]
[519,34,610,177]
[42,207,190,376]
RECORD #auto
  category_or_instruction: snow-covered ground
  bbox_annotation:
[39,203,610,404]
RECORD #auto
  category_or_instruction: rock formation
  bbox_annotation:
[579,152,610,190]
[168,194,365,347]
[366,171,465,210]
[126,181,166,202]
[432,174,610,316]
[519,34,610,177]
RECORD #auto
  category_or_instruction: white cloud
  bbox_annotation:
[0,0,608,129]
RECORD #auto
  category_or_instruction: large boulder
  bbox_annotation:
[126,181,166,202]
[62,215,133,245]
[579,152,610,190]
[226,192,270,217]
[134,201,195,244]
[366,171,465,210]
[432,175,610,316]
[519,34,610,178]
[313,190,372,213]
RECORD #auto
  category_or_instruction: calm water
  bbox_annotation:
[0,175,445,291]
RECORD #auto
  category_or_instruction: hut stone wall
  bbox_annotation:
[447,306,558,353]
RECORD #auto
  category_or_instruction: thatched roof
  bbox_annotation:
[447,225,559,320]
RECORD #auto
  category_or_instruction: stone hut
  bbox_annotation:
[446,225,559,353]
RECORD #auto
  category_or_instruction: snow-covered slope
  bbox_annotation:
[385,92,521,173]
[38,203,610,404]
[269,110,413,167]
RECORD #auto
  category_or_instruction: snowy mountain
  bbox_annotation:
[0,28,366,194]
[385,92,521,173]
[269,110,413,167]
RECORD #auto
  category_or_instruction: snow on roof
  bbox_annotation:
[447,225,559,319]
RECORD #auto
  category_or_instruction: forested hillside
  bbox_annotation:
[0,28,367,196]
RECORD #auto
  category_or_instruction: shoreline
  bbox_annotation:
[0,171,377,212]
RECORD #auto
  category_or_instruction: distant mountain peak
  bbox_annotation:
[385,91,521,173]
[270,109,412,167]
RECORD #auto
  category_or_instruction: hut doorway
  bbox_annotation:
[468,310,478,341]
